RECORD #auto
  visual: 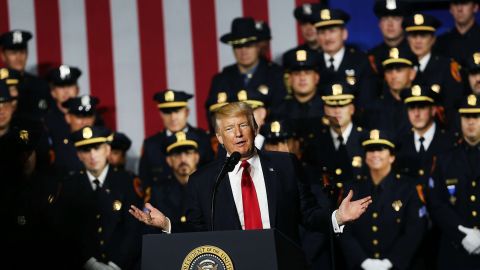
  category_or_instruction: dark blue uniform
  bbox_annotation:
[55,166,143,270]
[368,39,411,77]
[339,173,428,270]
[428,141,480,270]
[16,72,53,120]
[436,23,480,67]
[271,94,324,122]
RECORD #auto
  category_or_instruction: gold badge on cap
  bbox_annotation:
[270,121,281,133]
[392,200,403,211]
[113,200,122,211]
[164,90,175,102]
[352,156,362,168]
[83,127,93,139]
[175,131,187,142]
[414,14,424,25]
[332,84,343,95]
[258,85,269,95]
[468,94,477,106]
[237,90,248,101]
[217,92,227,103]
[296,50,307,61]
[412,85,421,96]
[389,48,399,59]
[431,84,440,93]
[320,9,331,20]
[0,68,8,79]
[370,129,380,140]
[19,130,29,143]
[474,52,480,65]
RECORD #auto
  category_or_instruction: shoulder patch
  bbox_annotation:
[133,177,144,199]
[368,55,378,74]
[416,184,426,204]
[450,60,462,82]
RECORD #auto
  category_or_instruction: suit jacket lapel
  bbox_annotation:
[258,151,278,228]
[217,162,242,230]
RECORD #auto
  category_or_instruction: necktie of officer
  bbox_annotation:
[240,160,263,230]
[93,179,101,193]
[328,57,335,72]
[419,137,426,154]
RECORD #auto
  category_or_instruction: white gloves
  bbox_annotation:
[458,225,480,255]
[84,258,122,270]
[361,258,393,270]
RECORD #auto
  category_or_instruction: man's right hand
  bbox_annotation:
[458,225,480,254]
[129,203,169,230]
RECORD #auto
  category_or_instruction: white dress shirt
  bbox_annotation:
[330,123,353,150]
[323,47,346,72]
[414,123,436,152]
[417,53,431,72]
[86,165,109,190]
[166,126,189,137]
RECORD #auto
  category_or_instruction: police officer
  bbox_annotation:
[55,126,143,270]
[139,89,213,189]
[339,129,427,270]
[0,67,22,98]
[313,8,376,110]
[274,48,324,123]
[404,13,465,128]
[369,0,411,76]
[465,52,480,96]
[283,3,322,55]
[53,95,100,177]
[428,94,480,270]
[255,20,272,61]
[364,46,416,136]
[261,119,301,158]
[0,30,52,119]
[146,131,201,233]
[436,0,480,66]
[108,131,132,170]
[206,17,287,116]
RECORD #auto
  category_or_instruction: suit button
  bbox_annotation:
[98,227,103,233]
[471,195,476,202]
[372,239,379,246]
[336,182,343,188]
[372,226,378,232]
[335,168,342,175]
[473,211,478,217]
[374,252,380,259]
[473,181,477,188]
[418,169,424,176]
[63,139,68,144]
[96,214,101,219]
[101,253,106,259]
[372,212,378,219]
[180,216,187,223]
[100,240,104,246]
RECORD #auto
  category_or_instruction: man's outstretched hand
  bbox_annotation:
[336,190,372,225]
[129,203,169,230]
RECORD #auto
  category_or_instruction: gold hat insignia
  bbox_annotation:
[0,68,9,80]
[113,200,122,211]
[431,84,440,93]
[320,9,331,20]
[468,94,477,106]
[164,90,175,102]
[19,130,29,143]
[217,92,227,103]
[296,50,307,62]
[270,121,281,133]
[175,131,187,142]
[332,84,343,95]
[412,85,421,96]
[238,90,248,101]
[370,129,380,140]
[389,48,399,59]
[414,14,424,25]
[82,127,93,139]
[474,52,480,65]
[392,200,403,211]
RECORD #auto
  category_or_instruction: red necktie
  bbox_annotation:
[241,160,263,230]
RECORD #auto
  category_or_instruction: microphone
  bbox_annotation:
[210,151,241,231]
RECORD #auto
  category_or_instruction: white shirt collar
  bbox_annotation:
[323,47,345,71]
[231,152,260,175]
[414,122,436,152]
[418,53,431,72]
[166,126,189,137]
[86,164,110,189]
[329,122,353,150]
[254,134,265,150]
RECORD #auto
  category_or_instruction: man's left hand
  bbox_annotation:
[336,190,372,225]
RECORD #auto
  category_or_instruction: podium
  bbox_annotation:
[141,229,308,270]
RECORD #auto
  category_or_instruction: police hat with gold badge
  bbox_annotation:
[234,89,267,109]
[313,8,350,29]
[62,95,99,116]
[381,46,417,69]
[362,129,396,151]
[71,126,112,148]
[459,94,480,115]
[283,48,320,72]
[165,131,199,154]
[47,65,82,86]
[465,52,480,74]
[294,3,323,23]
[321,82,355,106]
[403,13,441,33]
[110,132,132,152]
[208,91,232,112]
[260,119,297,142]
[374,0,411,18]
[154,89,193,111]
[220,17,260,47]
[0,80,16,103]
[401,84,440,106]
[0,30,32,50]
[0,68,21,86]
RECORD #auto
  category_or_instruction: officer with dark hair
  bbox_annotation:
[108,131,132,170]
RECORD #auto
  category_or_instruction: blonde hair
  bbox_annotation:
[214,102,258,132]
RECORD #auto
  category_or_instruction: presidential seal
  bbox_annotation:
[181,245,234,270]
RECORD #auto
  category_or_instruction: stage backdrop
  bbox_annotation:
[0,0,457,165]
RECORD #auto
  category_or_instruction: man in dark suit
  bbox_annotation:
[130,102,372,244]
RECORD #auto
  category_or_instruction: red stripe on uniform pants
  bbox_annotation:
[189,0,218,130]
[85,0,117,130]
[0,0,9,67]
[137,0,167,137]
[242,0,271,60]
[34,0,62,77]
[295,0,320,45]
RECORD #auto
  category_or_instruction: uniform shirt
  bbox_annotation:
[414,123,435,152]
[323,47,346,72]
[330,122,353,150]
[417,53,432,73]
[86,165,109,190]
[436,23,480,66]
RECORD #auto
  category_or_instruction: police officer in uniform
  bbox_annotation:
[146,131,201,233]
[404,13,465,128]
[436,0,480,67]
[283,3,322,55]
[255,20,272,61]
[0,30,52,119]
[139,89,213,189]
[0,67,22,98]
[55,126,143,270]
[206,17,287,116]
[339,129,428,270]
[108,131,132,170]
[428,94,480,270]
[369,0,411,76]
[465,51,480,96]
[313,8,376,110]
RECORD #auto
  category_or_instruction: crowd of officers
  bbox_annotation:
[1,0,480,269]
